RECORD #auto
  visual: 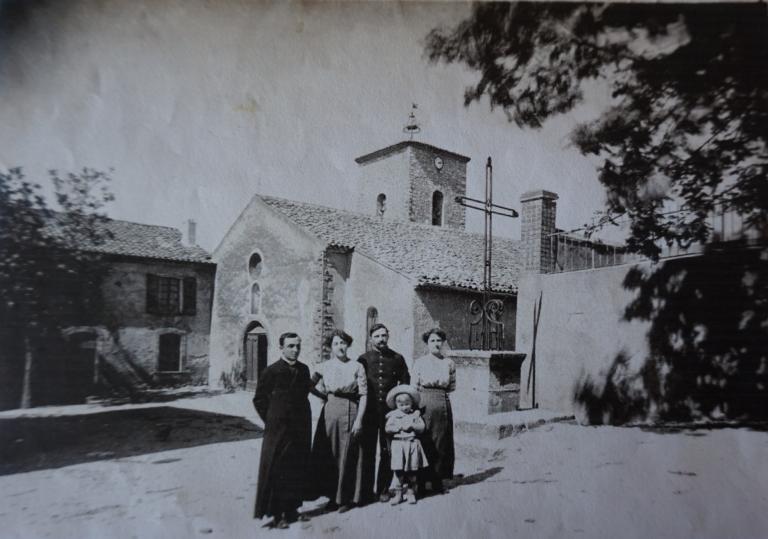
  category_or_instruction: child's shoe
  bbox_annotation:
[390,488,403,505]
[405,488,417,504]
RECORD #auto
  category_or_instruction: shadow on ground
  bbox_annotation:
[89,387,225,406]
[445,466,503,489]
[0,406,262,475]
[638,422,768,435]
[301,467,504,518]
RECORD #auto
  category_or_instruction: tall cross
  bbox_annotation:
[455,157,518,350]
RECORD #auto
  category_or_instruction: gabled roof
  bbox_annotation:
[354,140,471,165]
[52,215,213,264]
[260,196,522,293]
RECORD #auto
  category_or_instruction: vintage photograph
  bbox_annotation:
[1,1,766,537]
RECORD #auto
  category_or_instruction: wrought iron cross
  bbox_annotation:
[455,157,518,350]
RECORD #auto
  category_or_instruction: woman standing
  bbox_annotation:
[411,328,456,493]
[310,329,368,512]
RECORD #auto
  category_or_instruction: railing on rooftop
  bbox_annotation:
[546,205,764,274]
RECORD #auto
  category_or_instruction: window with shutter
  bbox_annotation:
[146,274,197,315]
[146,274,159,314]
[182,277,197,315]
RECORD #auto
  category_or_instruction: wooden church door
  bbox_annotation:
[245,325,268,389]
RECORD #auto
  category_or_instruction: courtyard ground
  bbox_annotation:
[1,390,766,539]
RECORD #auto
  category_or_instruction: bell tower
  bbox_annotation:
[354,107,470,229]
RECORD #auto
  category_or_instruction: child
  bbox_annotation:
[385,384,429,505]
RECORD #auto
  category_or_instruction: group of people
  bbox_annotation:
[252,323,457,529]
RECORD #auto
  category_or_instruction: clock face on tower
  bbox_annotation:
[434,156,444,170]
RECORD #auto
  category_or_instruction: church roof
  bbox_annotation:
[260,195,522,293]
[48,214,214,264]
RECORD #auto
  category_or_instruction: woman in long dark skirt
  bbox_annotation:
[310,329,368,512]
[411,328,456,494]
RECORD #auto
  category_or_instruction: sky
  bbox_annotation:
[0,0,611,251]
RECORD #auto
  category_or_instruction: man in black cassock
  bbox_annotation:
[253,332,312,529]
[357,323,410,503]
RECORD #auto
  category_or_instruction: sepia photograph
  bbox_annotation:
[0,1,766,538]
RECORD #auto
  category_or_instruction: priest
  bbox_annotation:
[253,332,313,529]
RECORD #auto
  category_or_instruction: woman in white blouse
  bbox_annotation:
[411,328,456,494]
[310,329,368,512]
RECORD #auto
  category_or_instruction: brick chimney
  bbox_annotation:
[186,219,197,246]
[520,190,558,273]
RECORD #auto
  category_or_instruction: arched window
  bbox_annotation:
[248,252,263,279]
[376,193,387,218]
[432,190,444,226]
[365,306,379,351]
[250,282,261,314]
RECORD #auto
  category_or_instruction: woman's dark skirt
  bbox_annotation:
[311,394,365,505]
[420,387,455,479]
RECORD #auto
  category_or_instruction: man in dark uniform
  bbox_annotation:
[357,323,410,503]
[253,332,312,529]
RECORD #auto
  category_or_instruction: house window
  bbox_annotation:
[158,333,182,372]
[432,190,444,226]
[146,274,197,315]
[248,252,263,279]
[376,193,386,217]
[251,282,261,314]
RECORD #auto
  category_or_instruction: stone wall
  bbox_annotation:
[408,144,467,229]
[341,252,415,362]
[517,247,767,423]
[355,147,411,221]
[448,350,527,423]
[97,257,215,385]
[515,264,652,420]
[413,287,517,358]
[318,248,352,361]
[209,196,325,384]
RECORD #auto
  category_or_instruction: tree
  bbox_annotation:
[0,167,114,408]
[426,2,767,258]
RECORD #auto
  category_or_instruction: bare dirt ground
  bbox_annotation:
[1,391,766,539]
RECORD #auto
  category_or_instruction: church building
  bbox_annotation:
[209,140,548,388]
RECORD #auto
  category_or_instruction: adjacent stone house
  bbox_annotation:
[1,218,217,408]
[209,140,557,388]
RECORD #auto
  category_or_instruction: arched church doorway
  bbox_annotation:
[244,322,268,389]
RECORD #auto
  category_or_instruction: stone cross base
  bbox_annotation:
[447,350,527,424]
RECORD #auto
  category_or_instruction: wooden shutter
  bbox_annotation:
[182,277,197,315]
[146,274,159,314]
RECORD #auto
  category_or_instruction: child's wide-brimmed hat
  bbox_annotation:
[386,384,421,409]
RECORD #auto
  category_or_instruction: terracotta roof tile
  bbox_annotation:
[58,217,214,264]
[260,196,521,293]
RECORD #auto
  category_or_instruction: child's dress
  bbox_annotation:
[385,409,429,472]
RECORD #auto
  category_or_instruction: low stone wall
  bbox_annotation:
[448,350,526,424]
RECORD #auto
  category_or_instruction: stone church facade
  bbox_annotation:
[209,140,555,388]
